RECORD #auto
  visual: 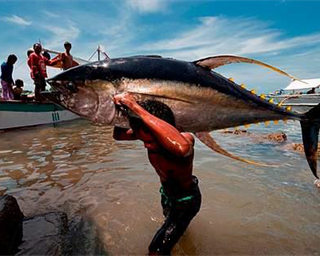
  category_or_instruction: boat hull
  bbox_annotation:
[0,101,79,130]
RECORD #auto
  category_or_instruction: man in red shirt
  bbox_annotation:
[29,43,50,101]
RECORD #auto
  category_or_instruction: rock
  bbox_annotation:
[0,195,24,255]
[292,143,305,153]
[17,212,107,255]
[292,143,320,156]
[221,129,250,135]
[0,187,7,196]
[17,212,68,256]
[265,132,287,143]
[221,130,287,143]
[63,215,107,255]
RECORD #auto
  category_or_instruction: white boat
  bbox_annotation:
[267,78,320,113]
[0,100,79,130]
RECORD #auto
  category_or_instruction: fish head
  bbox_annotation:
[45,60,118,124]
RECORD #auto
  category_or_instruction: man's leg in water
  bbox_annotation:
[160,188,171,218]
[149,190,201,255]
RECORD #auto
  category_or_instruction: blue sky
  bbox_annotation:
[1,0,320,92]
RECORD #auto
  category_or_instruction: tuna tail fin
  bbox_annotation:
[301,103,320,178]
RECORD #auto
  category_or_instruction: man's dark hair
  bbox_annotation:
[15,79,24,87]
[7,54,17,63]
[27,49,33,57]
[129,100,176,128]
[43,51,51,60]
[64,41,71,47]
[33,43,41,49]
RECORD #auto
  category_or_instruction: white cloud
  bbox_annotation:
[125,0,166,13]
[42,10,59,18]
[41,23,81,49]
[126,15,320,93]
[4,15,32,26]
[137,16,320,61]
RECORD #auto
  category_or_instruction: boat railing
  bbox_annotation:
[277,95,301,106]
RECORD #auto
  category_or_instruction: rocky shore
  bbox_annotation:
[0,195,107,255]
[221,129,288,143]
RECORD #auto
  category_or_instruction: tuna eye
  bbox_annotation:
[66,81,77,93]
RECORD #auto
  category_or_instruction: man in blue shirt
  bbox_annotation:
[1,54,17,100]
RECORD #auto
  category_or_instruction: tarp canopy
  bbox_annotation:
[284,78,320,91]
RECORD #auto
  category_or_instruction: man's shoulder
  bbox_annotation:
[63,53,73,60]
[29,53,39,59]
[62,52,72,57]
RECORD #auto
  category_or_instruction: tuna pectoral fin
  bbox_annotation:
[195,132,276,167]
[194,55,299,81]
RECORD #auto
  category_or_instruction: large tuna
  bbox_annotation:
[44,55,320,178]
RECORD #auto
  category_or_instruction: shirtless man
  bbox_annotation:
[49,41,79,70]
[61,41,79,70]
[113,93,201,255]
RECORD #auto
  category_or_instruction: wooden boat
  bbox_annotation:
[267,78,320,113]
[0,100,79,130]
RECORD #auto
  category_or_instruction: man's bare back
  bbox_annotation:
[147,138,195,194]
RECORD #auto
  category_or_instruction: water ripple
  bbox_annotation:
[0,119,319,255]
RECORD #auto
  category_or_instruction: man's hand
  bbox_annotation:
[114,93,137,109]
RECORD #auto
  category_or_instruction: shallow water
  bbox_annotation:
[0,119,319,255]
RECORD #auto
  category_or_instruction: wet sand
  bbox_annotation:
[0,119,320,255]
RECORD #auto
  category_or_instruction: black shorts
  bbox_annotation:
[148,176,201,255]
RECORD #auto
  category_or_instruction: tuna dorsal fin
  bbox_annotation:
[195,132,276,167]
[194,55,299,81]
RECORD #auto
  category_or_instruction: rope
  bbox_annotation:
[15,57,28,70]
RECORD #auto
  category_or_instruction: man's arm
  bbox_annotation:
[114,93,193,157]
[113,126,137,141]
[47,54,62,67]
[72,59,79,67]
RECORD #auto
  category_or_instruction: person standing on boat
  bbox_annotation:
[307,88,316,94]
[1,54,17,101]
[29,43,51,101]
[50,41,79,70]
[113,93,201,255]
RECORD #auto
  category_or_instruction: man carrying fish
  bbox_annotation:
[113,93,201,255]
